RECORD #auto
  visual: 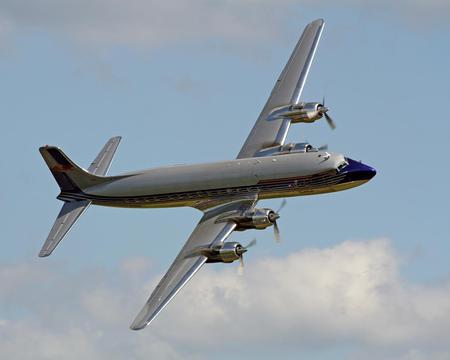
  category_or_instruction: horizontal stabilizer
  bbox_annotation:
[88,136,121,176]
[39,136,122,258]
[39,200,91,257]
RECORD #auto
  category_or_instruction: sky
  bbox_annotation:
[1,1,450,359]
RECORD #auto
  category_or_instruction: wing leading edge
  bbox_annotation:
[237,19,324,159]
[130,198,256,330]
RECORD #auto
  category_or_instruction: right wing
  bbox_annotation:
[237,19,324,159]
[130,198,256,330]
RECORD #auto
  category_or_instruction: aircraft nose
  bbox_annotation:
[344,158,377,181]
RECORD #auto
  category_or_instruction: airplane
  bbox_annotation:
[38,19,376,330]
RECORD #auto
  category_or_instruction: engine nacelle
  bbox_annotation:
[256,142,315,157]
[248,208,275,229]
[204,242,245,263]
[278,102,324,123]
[217,209,280,231]
[215,207,279,231]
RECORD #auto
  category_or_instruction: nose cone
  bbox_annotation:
[344,158,377,182]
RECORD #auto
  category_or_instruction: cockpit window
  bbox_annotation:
[337,161,349,171]
[305,144,319,152]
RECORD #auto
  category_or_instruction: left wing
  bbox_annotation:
[237,19,324,159]
[130,198,256,330]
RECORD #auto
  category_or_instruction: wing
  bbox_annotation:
[237,19,324,159]
[130,198,256,330]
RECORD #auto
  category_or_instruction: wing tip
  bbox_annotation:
[129,322,148,331]
[312,18,325,25]
[307,18,325,30]
[130,316,153,331]
[38,244,53,257]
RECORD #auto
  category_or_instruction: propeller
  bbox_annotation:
[276,199,287,213]
[324,112,336,130]
[237,239,257,275]
[318,144,328,151]
[273,221,281,243]
[318,97,336,130]
[269,199,287,243]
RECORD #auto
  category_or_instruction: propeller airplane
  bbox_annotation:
[39,19,376,330]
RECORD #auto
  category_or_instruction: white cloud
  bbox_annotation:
[1,239,450,359]
[160,239,450,348]
[0,0,448,51]
[0,0,297,50]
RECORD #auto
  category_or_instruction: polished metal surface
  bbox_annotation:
[39,136,123,256]
[39,200,91,257]
[39,19,376,330]
[237,19,325,158]
[206,241,245,263]
[87,136,121,176]
[256,142,314,157]
[287,102,324,123]
[129,198,255,330]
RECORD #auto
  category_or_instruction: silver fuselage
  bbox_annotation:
[60,152,374,208]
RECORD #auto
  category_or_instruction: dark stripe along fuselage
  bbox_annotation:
[59,157,376,208]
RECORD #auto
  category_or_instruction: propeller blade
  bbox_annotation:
[245,238,257,249]
[238,255,245,275]
[318,144,328,151]
[324,112,336,130]
[274,220,281,243]
[277,199,287,213]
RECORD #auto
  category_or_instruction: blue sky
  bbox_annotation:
[1,1,450,359]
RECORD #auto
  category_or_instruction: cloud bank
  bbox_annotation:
[0,0,448,51]
[1,239,450,359]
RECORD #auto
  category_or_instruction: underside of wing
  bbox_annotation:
[130,198,256,330]
[130,255,209,330]
[237,19,324,159]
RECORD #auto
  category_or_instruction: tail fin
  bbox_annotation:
[39,137,121,257]
[39,136,121,193]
